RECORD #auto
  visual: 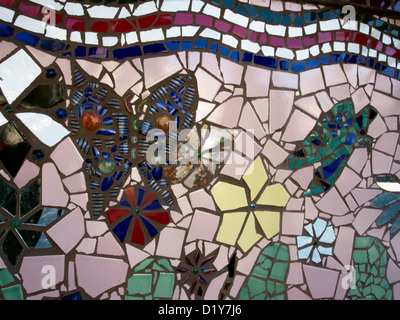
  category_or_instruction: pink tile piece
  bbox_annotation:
[371,91,400,117]
[368,114,388,139]
[188,51,200,71]
[286,198,304,211]
[282,109,316,142]
[351,88,370,114]
[299,69,325,95]
[316,187,349,216]
[244,66,271,98]
[213,245,229,271]
[113,60,141,96]
[56,58,72,85]
[286,262,304,285]
[42,162,69,207]
[269,89,294,133]
[19,255,65,294]
[229,275,246,298]
[347,148,368,173]
[282,211,304,235]
[47,207,85,254]
[220,57,244,85]
[304,197,318,220]
[75,254,128,298]
[352,208,381,236]
[155,227,186,259]
[86,220,108,237]
[204,271,228,300]
[287,287,312,300]
[291,166,314,190]
[76,238,96,254]
[251,98,269,122]
[335,167,362,196]
[239,102,266,140]
[97,231,125,256]
[374,132,399,155]
[351,188,382,206]
[0,40,17,61]
[77,59,103,78]
[50,137,84,176]
[294,96,321,119]
[202,52,223,81]
[234,130,262,160]
[189,189,216,211]
[393,283,400,300]
[214,20,231,33]
[236,247,261,275]
[207,96,243,128]
[303,265,339,299]
[126,244,150,269]
[220,152,250,180]
[70,193,88,211]
[329,84,351,101]
[195,67,222,101]
[375,73,392,94]
[343,64,358,88]
[387,258,400,284]
[372,150,393,174]
[144,55,182,89]
[333,227,355,266]
[186,210,220,243]
[262,139,289,167]
[358,66,376,86]
[13,159,40,189]
[323,64,347,87]
[62,172,86,193]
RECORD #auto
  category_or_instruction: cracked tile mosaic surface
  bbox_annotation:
[0,0,399,301]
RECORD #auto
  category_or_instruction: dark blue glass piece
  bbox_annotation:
[113,171,122,180]
[235,5,248,17]
[230,50,239,61]
[210,42,218,52]
[306,59,320,69]
[40,39,69,52]
[14,32,40,47]
[281,15,291,25]
[113,215,133,242]
[194,39,208,49]
[345,134,357,145]
[280,60,290,70]
[120,197,131,208]
[222,0,234,7]
[220,45,230,57]
[0,23,14,37]
[152,166,163,181]
[322,155,347,179]
[147,171,152,180]
[46,68,57,79]
[312,139,321,146]
[97,129,116,136]
[100,176,113,191]
[320,56,329,65]
[181,41,192,50]
[56,108,68,119]
[294,150,305,157]
[328,122,336,129]
[254,56,277,68]
[61,292,83,300]
[259,9,273,22]
[243,4,259,18]
[348,55,358,64]
[143,43,167,55]
[32,150,44,160]
[321,181,331,191]
[140,216,158,238]
[382,66,396,77]
[143,199,163,211]
[112,46,142,60]
[242,52,253,62]
[137,187,145,206]
[294,16,303,26]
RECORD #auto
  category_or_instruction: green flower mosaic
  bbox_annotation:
[239,243,289,300]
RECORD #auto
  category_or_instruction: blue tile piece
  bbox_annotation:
[348,55,358,64]
[112,46,142,60]
[210,42,218,52]
[306,59,320,69]
[320,56,330,65]
[281,15,291,25]
[304,12,317,23]
[369,58,375,68]
[194,38,208,49]
[75,46,86,57]
[220,45,230,57]
[330,54,342,62]
[242,52,253,62]
[254,56,277,68]
[235,5,249,17]
[280,60,290,70]
[113,215,133,243]
[222,0,234,8]
[0,23,14,37]
[40,39,69,52]
[294,16,303,27]
[371,193,400,208]
[244,4,259,18]
[230,50,239,61]
[165,41,180,51]
[258,9,273,23]
[181,41,193,50]
[143,43,167,55]
[323,155,348,179]
[359,56,367,66]
[273,12,281,24]
[14,32,40,47]
[382,66,396,77]
[375,62,382,70]
[341,53,350,63]
[291,61,306,72]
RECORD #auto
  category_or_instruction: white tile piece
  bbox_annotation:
[0,49,42,104]
[224,9,249,28]
[249,20,266,33]
[199,28,221,40]
[64,2,84,16]
[160,0,190,12]
[70,31,82,43]
[102,36,119,47]
[321,43,332,53]
[87,5,119,19]
[0,7,14,23]
[265,24,286,36]
[202,3,221,18]
[341,19,358,31]
[166,26,181,38]
[14,15,46,34]
[191,0,204,12]
[334,41,346,52]
[296,49,309,60]
[276,48,294,59]
[182,26,200,37]
[241,39,260,54]
[132,1,158,16]
[382,34,392,45]
[359,22,370,35]
[30,0,64,11]
[45,26,67,41]
[371,27,381,40]
[348,43,360,54]
[0,112,8,127]
[139,29,164,43]
[288,27,303,37]
[118,7,131,18]
[320,19,341,31]
[304,23,317,35]
[85,32,99,45]
[222,34,238,48]
[261,46,275,57]
[125,31,138,44]
[16,113,70,147]
[310,44,320,56]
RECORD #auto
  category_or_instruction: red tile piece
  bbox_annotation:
[0,0,16,6]
[131,218,145,245]
[106,209,131,224]
[65,17,85,31]
[42,10,63,25]
[138,13,158,29]
[153,14,172,27]
[19,1,41,18]
[91,20,109,32]
[110,19,135,32]
[335,31,352,41]
[353,32,370,46]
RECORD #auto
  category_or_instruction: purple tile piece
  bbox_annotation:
[303,265,339,299]
[287,287,311,300]
[214,20,231,33]
[286,37,302,49]
[318,32,333,43]
[303,36,316,47]
[269,36,285,47]
[316,187,349,216]
[196,14,213,27]
[232,25,247,38]
[259,33,267,44]
[333,227,355,266]
[250,31,258,42]
[174,13,193,25]
[352,208,382,235]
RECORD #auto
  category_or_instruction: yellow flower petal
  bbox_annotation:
[243,156,268,201]
[256,183,290,207]
[211,181,247,211]
[237,212,262,253]
[216,211,247,246]
[254,210,280,239]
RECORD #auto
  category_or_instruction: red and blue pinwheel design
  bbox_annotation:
[105,186,170,246]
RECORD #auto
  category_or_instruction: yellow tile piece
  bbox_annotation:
[254,210,280,239]
[243,156,268,201]
[237,212,262,253]
[211,181,247,211]
[256,183,290,207]
[216,211,247,246]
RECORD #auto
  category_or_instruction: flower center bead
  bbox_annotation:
[134,208,140,214]
[193,268,199,275]
[81,111,101,131]
[11,220,21,228]
[250,203,256,209]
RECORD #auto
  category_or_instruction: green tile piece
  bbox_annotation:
[0,269,14,286]
[247,277,265,297]
[262,243,279,258]
[127,274,152,295]
[2,284,23,300]
[368,245,380,265]
[276,245,289,261]
[238,287,249,300]
[353,250,368,263]
[134,258,154,272]
[157,258,174,272]
[125,296,144,300]
[252,266,269,278]
[269,262,288,281]
[153,273,174,299]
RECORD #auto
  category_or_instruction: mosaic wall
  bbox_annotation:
[0,0,399,303]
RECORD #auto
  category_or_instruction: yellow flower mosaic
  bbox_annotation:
[211,157,290,253]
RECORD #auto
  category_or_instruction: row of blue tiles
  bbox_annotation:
[1,22,400,81]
